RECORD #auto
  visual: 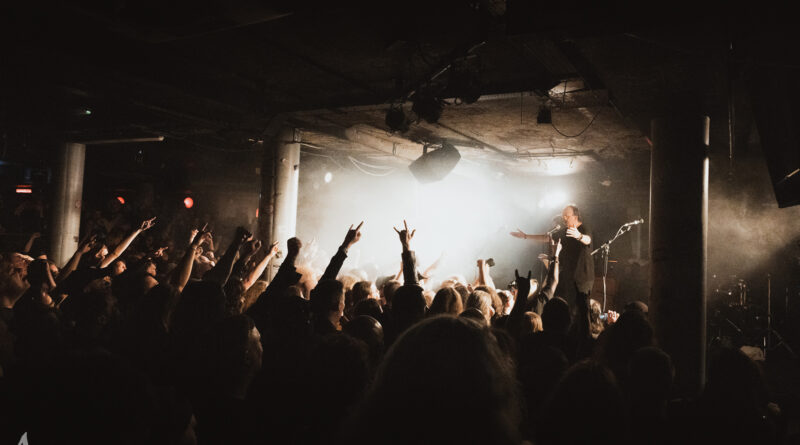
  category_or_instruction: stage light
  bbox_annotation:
[411,92,444,124]
[116,196,125,204]
[72,108,93,117]
[409,142,461,183]
[537,106,551,124]
[385,106,409,133]
[15,186,32,194]
[324,172,333,183]
[183,197,194,209]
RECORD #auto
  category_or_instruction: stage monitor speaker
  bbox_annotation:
[408,142,461,183]
[749,67,800,208]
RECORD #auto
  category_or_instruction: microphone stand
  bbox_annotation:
[591,223,635,312]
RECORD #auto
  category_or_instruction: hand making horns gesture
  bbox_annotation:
[394,220,416,250]
[342,221,364,250]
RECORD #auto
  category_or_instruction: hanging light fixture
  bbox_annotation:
[385,105,409,133]
[411,91,444,124]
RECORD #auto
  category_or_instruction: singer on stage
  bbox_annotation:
[510,204,594,308]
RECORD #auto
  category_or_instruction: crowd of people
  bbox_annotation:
[0,203,790,444]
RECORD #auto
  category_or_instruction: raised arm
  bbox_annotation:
[100,217,156,268]
[57,234,96,283]
[507,269,532,339]
[242,241,279,290]
[540,239,562,300]
[394,220,418,286]
[171,229,211,292]
[36,257,57,292]
[393,261,404,282]
[421,252,444,284]
[320,222,363,281]
[475,259,496,289]
[510,228,550,242]
[246,237,303,325]
[23,232,41,254]
[203,226,251,285]
[230,239,262,283]
[260,237,302,298]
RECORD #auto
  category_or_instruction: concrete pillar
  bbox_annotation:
[650,116,709,397]
[257,127,300,279]
[257,144,276,251]
[50,143,86,267]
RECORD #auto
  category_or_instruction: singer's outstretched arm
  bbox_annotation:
[509,229,550,242]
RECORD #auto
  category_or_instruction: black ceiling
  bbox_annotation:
[1,1,797,182]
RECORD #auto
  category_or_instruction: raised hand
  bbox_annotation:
[242,239,262,257]
[393,220,416,251]
[190,222,209,243]
[287,237,302,257]
[267,241,279,257]
[191,229,212,247]
[79,234,98,254]
[233,226,252,245]
[139,217,157,232]
[153,247,168,258]
[510,228,527,239]
[342,221,364,250]
[515,269,532,299]
[566,227,581,239]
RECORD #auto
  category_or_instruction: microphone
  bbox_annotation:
[623,219,645,227]
[547,224,562,235]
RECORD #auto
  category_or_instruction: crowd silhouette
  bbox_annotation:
[0,205,790,444]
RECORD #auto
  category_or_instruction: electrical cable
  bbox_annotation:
[546,80,601,138]
[347,156,394,170]
[550,109,601,138]
[348,156,395,177]
[300,148,348,171]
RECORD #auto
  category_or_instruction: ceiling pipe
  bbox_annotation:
[74,136,165,145]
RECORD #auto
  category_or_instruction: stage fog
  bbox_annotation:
[295,153,579,287]
[293,141,800,311]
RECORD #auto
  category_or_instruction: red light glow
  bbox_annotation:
[183,197,194,209]
[116,196,126,204]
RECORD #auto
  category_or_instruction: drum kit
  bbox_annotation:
[708,274,796,359]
